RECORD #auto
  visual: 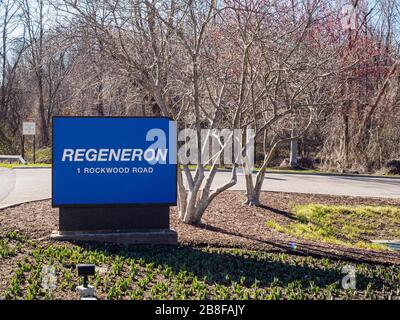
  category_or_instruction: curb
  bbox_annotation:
[0,197,51,210]
[12,166,51,170]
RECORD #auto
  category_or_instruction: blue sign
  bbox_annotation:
[52,117,177,206]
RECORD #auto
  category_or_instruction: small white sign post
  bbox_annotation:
[23,122,36,135]
[22,122,36,163]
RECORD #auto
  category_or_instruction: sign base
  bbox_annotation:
[58,206,170,231]
[53,206,177,245]
[50,229,177,245]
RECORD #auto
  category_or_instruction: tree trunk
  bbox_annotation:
[342,102,350,169]
[243,139,290,206]
[289,138,298,168]
[38,73,49,146]
[178,165,237,225]
[243,156,269,206]
[243,167,260,206]
[289,118,298,168]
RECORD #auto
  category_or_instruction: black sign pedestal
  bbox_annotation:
[51,206,177,245]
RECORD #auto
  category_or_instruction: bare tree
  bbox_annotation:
[20,0,49,146]
[0,0,26,153]
[228,0,338,205]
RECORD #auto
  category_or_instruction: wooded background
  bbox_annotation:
[1,0,399,174]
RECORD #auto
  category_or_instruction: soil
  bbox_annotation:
[1,191,399,265]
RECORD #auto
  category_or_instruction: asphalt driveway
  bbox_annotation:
[0,168,399,208]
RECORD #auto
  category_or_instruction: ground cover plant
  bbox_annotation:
[0,231,399,300]
[1,193,399,300]
[1,193,400,265]
[267,204,400,250]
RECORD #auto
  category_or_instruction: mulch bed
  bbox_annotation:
[1,191,399,265]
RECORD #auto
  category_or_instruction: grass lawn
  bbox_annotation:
[0,163,50,169]
[267,204,400,250]
[1,231,399,300]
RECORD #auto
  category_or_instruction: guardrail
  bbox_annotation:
[0,155,27,165]
[372,240,400,252]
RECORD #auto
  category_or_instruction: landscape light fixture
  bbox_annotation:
[76,264,96,299]
[77,264,95,287]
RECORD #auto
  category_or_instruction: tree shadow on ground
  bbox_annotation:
[258,204,297,220]
[194,222,390,267]
[76,241,385,291]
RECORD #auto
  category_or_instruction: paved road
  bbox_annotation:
[0,168,399,208]
[0,168,51,209]
[216,171,400,198]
